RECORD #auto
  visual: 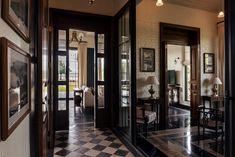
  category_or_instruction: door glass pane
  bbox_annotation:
[58,85,66,99]
[97,58,104,81]
[118,8,131,137]
[97,34,104,54]
[98,85,105,108]
[58,30,66,51]
[69,49,78,98]
[58,56,66,81]
[58,100,66,111]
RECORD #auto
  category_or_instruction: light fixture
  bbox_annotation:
[70,31,88,44]
[174,57,180,64]
[217,0,224,18]
[156,0,164,6]
[89,0,95,4]
[218,11,224,18]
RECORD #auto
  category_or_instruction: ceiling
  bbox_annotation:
[165,0,223,13]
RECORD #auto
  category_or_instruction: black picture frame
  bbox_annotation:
[0,37,31,140]
[140,48,155,72]
[2,0,30,42]
[204,53,215,73]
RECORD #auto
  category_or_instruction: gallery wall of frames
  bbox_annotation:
[0,0,32,141]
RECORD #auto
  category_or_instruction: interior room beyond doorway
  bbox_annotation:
[167,44,191,109]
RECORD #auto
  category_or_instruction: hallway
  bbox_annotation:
[53,103,134,157]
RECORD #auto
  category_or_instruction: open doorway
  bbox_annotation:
[167,44,191,129]
[55,27,107,131]
[68,29,95,130]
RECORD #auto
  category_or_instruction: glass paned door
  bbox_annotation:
[118,8,131,137]
[55,29,69,131]
[95,33,106,127]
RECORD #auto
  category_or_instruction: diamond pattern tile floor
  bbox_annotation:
[54,102,134,157]
[54,128,134,157]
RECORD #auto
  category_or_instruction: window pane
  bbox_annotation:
[97,58,104,81]
[58,56,66,81]
[58,85,66,99]
[98,85,105,108]
[58,30,66,51]
[69,49,79,98]
[58,100,66,111]
[98,34,104,54]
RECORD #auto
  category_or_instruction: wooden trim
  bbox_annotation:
[2,0,31,42]
[160,23,201,128]
[224,0,235,156]
[0,37,31,140]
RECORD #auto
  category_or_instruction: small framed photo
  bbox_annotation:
[204,53,215,73]
[2,0,30,42]
[140,48,155,72]
[0,38,31,140]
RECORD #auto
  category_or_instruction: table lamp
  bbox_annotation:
[146,76,159,99]
[212,77,222,96]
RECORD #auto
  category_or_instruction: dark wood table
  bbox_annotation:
[201,95,224,109]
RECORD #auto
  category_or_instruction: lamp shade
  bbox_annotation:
[146,76,159,85]
[213,77,222,85]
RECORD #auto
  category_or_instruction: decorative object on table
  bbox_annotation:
[140,48,155,72]
[203,53,215,73]
[212,77,222,96]
[2,0,31,42]
[0,38,31,140]
[146,76,159,99]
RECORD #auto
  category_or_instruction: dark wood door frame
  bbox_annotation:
[160,23,200,129]
[50,9,113,130]
[225,0,235,155]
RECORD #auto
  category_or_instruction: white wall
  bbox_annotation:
[0,15,30,157]
[136,0,218,98]
[167,44,184,71]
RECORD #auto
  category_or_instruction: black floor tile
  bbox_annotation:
[55,149,72,156]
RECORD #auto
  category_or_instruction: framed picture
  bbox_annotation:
[0,37,31,140]
[204,53,215,73]
[140,48,155,72]
[2,0,30,42]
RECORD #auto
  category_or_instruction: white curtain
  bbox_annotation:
[77,43,88,87]
[217,22,225,95]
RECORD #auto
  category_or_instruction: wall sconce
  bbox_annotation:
[89,0,95,4]
[174,57,180,64]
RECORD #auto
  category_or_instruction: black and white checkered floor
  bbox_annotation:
[53,102,134,157]
[54,128,134,157]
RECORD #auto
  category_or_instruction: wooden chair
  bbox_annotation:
[197,104,224,150]
[136,106,156,137]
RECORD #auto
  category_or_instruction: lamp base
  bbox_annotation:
[212,85,219,97]
[148,85,155,99]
